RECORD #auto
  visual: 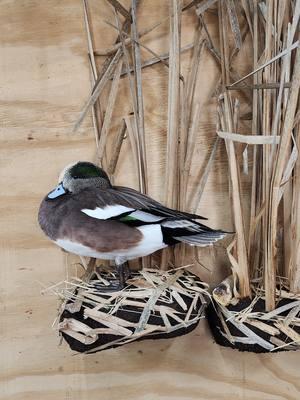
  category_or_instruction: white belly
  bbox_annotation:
[55,225,167,263]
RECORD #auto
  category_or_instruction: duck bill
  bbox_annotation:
[47,183,66,199]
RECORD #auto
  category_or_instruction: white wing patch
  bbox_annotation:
[81,206,165,222]
[161,219,199,231]
[81,205,134,220]
[129,210,165,222]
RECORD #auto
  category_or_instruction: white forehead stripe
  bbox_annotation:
[58,162,78,183]
[81,205,134,220]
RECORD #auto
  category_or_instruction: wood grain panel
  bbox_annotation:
[1,1,300,399]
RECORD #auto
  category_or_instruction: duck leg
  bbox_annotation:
[96,260,130,293]
[116,262,131,289]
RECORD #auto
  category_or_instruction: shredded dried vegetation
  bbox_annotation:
[48,268,209,352]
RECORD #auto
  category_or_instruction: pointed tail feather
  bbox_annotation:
[173,230,227,246]
[161,219,229,246]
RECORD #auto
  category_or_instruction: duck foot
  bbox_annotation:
[96,282,125,292]
[96,262,131,293]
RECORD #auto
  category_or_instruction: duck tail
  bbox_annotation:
[160,219,228,246]
[173,230,227,246]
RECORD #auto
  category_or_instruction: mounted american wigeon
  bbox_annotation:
[38,161,227,289]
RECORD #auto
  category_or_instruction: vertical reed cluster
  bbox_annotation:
[77,0,213,270]
[215,0,300,310]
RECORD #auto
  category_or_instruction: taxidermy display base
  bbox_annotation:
[207,294,300,353]
[58,268,209,353]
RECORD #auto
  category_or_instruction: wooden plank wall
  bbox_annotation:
[1,1,299,399]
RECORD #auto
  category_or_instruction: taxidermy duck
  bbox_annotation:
[38,161,227,289]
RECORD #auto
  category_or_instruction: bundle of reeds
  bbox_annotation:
[215,0,300,304]
[205,0,300,352]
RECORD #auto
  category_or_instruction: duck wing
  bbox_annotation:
[79,186,227,246]
[112,186,208,220]
[80,185,206,222]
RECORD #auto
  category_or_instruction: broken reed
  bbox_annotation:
[215,0,300,310]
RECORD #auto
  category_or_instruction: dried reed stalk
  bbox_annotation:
[248,0,261,281]
[179,16,205,208]
[119,43,194,77]
[225,0,242,50]
[112,9,147,194]
[261,0,275,311]
[182,103,201,194]
[106,0,132,21]
[73,49,122,132]
[131,0,147,193]
[190,136,220,213]
[160,0,183,269]
[74,2,134,132]
[96,1,200,57]
[83,0,98,80]
[107,119,127,175]
[94,18,167,56]
[165,0,182,209]
[82,0,102,149]
[289,122,300,292]
[218,0,250,298]
[124,115,145,192]
[105,20,174,75]
[196,0,218,16]
[97,58,123,166]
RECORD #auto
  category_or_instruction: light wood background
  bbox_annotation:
[1,1,300,399]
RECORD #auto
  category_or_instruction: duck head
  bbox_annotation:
[47,161,111,199]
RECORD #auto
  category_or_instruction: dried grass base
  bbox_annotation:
[207,295,300,353]
[58,268,209,353]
